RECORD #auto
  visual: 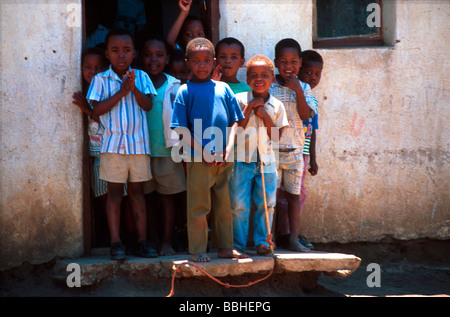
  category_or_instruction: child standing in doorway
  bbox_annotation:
[140,36,187,256]
[87,29,158,260]
[72,48,109,246]
[170,38,247,262]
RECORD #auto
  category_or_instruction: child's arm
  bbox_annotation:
[308,129,318,176]
[122,70,153,111]
[254,106,277,140]
[220,121,239,166]
[166,0,192,50]
[92,70,152,115]
[72,91,100,123]
[92,75,132,115]
[283,73,312,121]
[238,97,264,129]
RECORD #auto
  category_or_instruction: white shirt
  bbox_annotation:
[234,91,289,165]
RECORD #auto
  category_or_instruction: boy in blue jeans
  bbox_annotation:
[170,38,246,262]
[87,29,158,260]
[230,55,288,255]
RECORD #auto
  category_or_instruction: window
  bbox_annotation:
[313,0,384,48]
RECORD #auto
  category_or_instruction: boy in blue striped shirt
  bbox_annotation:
[87,29,157,260]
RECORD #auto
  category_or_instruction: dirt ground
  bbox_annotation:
[1,238,449,298]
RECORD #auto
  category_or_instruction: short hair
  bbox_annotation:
[170,49,186,63]
[246,54,275,76]
[275,38,302,60]
[185,37,215,59]
[302,50,324,65]
[181,15,204,31]
[215,37,245,58]
[81,47,107,66]
[141,34,170,54]
[105,28,135,49]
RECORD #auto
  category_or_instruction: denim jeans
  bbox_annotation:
[230,161,277,250]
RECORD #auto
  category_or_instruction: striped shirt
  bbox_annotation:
[86,66,157,155]
[269,80,317,151]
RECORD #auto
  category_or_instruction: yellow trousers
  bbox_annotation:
[186,162,234,254]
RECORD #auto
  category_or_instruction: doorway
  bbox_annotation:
[82,0,219,253]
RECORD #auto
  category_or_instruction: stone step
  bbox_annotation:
[53,249,361,287]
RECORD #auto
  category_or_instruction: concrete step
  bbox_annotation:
[53,248,361,287]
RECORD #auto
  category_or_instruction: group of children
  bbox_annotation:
[73,0,324,262]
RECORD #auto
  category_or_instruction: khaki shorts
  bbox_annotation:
[143,157,186,195]
[276,149,304,195]
[100,153,152,183]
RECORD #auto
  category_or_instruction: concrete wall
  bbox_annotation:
[219,0,449,243]
[0,1,84,270]
[0,0,448,271]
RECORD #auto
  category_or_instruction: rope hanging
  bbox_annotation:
[166,260,274,297]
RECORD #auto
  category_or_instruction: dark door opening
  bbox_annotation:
[82,0,219,253]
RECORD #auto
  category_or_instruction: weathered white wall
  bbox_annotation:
[0,1,84,270]
[0,0,448,271]
[220,0,313,82]
[220,0,449,243]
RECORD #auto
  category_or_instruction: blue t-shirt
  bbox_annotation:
[170,80,244,156]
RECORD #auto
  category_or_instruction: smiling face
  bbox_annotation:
[274,47,302,82]
[216,43,245,83]
[141,39,169,77]
[105,34,135,76]
[246,61,275,99]
[186,47,215,83]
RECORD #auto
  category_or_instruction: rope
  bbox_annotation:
[166,260,274,297]
[260,160,275,255]
[166,117,277,297]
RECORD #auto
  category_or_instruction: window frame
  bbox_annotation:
[313,0,384,48]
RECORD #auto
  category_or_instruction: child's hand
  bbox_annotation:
[211,65,222,81]
[72,91,92,116]
[179,0,192,12]
[202,151,218,166]
[217,152,227,167]
[283,72,302,93]
[122,70,136,94]
[253,106,268,119]
[308,160,318,176]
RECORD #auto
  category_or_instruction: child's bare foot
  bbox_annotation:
[160,242,176,256]
[218,248,248,259]
[289,238,310,252]
[256,244,272,256]
[191,253,211,262]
